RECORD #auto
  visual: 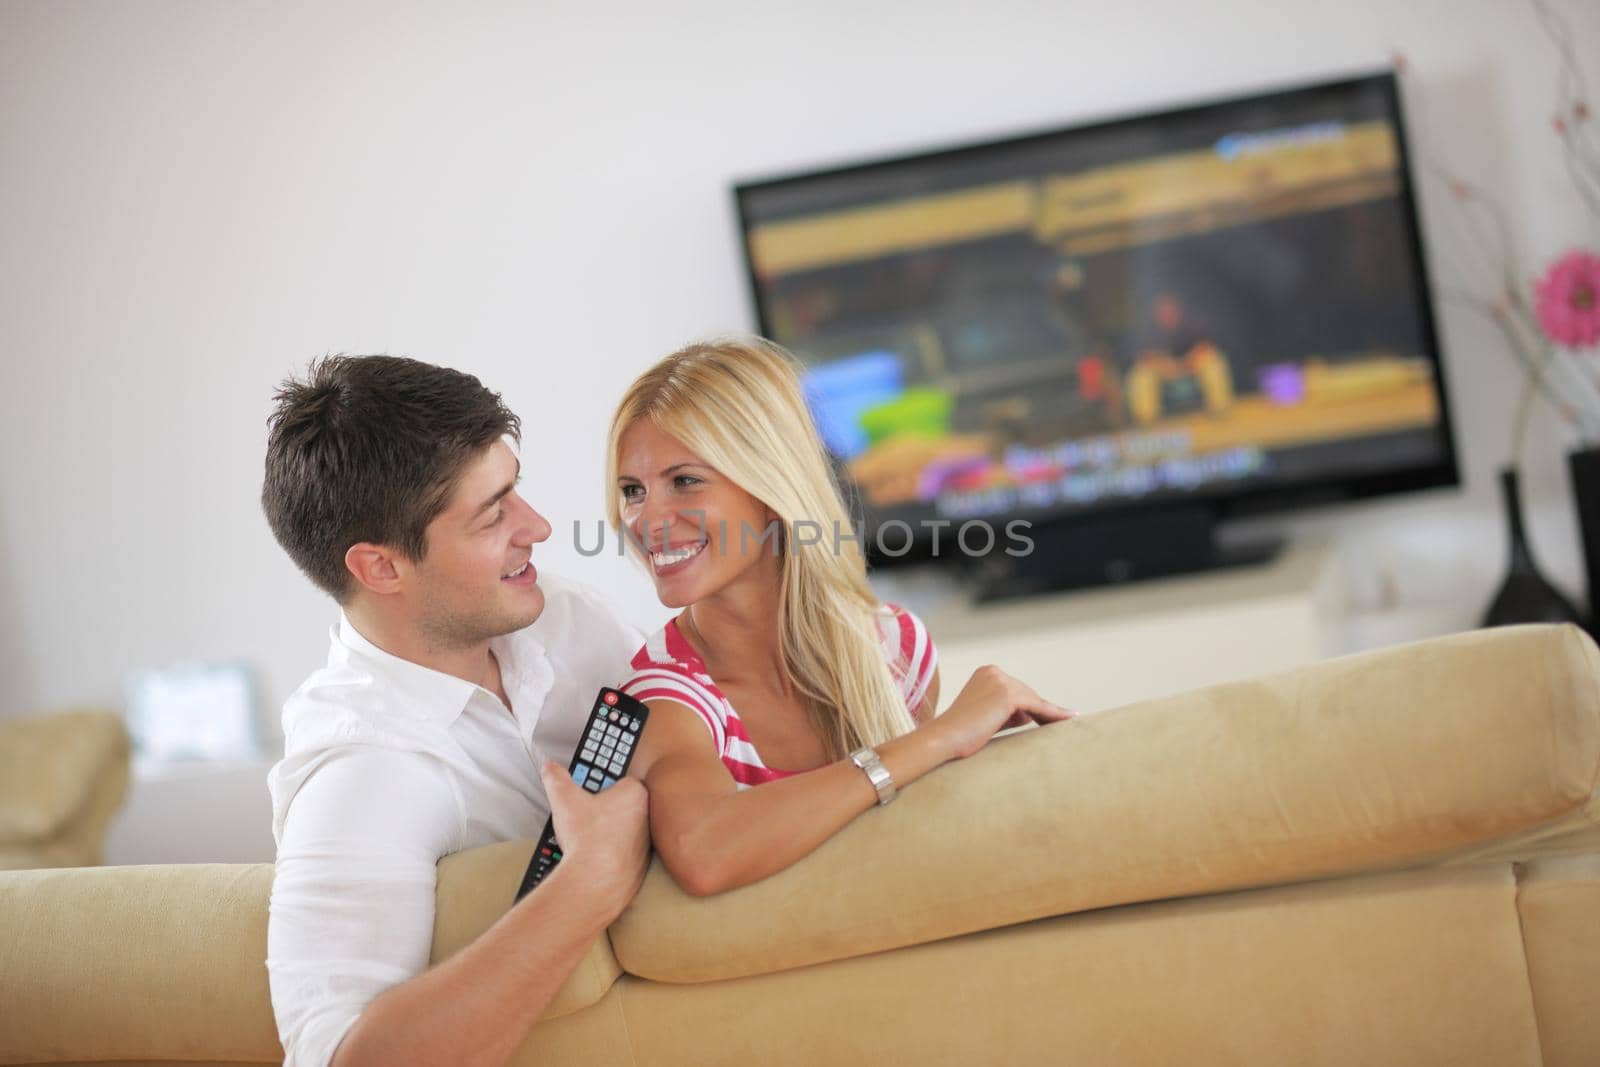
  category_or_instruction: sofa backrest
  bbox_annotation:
[0,862,281,1064]
[607,624,1600,983]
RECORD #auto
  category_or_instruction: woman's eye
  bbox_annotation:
[620,484,643,502]
[674,475,702,489]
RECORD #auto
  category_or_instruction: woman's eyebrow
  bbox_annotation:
[617,462,710,483]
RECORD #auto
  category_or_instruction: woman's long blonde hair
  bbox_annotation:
[605,337,917,759]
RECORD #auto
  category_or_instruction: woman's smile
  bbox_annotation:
[650,539,709,576]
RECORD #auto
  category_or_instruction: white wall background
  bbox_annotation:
[3,0,1597,740]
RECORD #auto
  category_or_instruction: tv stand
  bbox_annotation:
[967,505,1283,603]
[925,541,1344,713]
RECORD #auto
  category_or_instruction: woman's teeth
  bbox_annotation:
[651,541,707,568]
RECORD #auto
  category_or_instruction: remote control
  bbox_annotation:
[515,687,650,900]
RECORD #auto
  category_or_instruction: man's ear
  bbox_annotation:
[344,542,405,597]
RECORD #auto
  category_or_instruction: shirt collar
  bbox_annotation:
[488,626,549,698]
[335,614,482,727]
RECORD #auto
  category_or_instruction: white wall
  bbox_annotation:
[2,0,1596,735]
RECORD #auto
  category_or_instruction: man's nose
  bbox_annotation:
[511,494,552,544]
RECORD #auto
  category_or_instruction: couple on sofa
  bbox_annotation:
[262,338,1072,1067]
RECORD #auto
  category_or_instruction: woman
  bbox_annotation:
[608,337,1071,895]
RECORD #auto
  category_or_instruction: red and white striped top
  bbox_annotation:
[619,605,938,789]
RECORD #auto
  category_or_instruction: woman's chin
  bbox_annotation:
[649,576,698,609]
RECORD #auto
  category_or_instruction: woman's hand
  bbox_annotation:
[926,665,1074,761]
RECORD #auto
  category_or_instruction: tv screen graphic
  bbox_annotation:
[735,73,1458,560]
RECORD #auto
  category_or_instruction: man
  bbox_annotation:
[261,355,650,1067]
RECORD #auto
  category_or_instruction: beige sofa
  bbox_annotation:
[3,624,1598,1066]
[0,709,129,871]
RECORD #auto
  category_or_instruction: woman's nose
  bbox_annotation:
[631,500,685,552]
[633,512,669,553]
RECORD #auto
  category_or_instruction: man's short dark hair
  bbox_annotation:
[262,355,522,602]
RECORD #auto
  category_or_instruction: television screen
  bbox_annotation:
[735,72,1457,570]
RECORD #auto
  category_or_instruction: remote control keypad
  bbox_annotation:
[574,707,638,791]
[515,689,649,900]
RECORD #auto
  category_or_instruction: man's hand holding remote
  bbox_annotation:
[537,761,651,925]
[328,767,650,1067]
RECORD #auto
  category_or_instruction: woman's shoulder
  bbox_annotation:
[620,618,730,747]
[875,601,936,659]
[626,617,708,670]
[875,602,939,713]
[622,621,724,703]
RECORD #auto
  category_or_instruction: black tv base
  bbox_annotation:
[965,505,1284,604]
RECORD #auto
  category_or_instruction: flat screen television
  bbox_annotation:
[734,71,1459,598]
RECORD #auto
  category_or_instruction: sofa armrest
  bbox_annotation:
[609,624,1600,984]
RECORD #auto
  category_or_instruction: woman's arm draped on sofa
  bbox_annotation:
[634,664,1064,897]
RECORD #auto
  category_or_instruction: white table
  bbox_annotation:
[104,754,279,865]
[924,541,1346,713]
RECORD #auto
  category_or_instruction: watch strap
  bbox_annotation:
[848,746,897,806]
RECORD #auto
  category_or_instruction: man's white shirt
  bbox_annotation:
[266,573,643,1067]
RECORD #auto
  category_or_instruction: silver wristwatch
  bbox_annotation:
[848,746,897,807]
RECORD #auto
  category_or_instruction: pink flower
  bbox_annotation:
[1535,250,1600,349]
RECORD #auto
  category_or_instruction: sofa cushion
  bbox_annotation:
[1516,853,1600,1067]
[610,864,1543,1067]
[609,624,1600,983]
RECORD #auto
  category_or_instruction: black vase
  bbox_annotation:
[1566,447,1600,630]
[1482,467,1584,627]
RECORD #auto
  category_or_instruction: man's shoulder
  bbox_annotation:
[277,631,460,802]
[281,670,397,749]
[281,637,430,747]
[271,637,462,850]
[269,743,459,858]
